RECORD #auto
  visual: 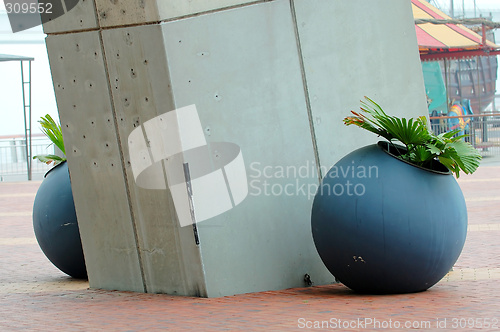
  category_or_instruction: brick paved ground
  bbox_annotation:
[0,163,499,331]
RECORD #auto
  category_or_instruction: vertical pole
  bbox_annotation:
[482,115,488,143]
[477,56,488,143]
[450,0,454,17]
[28,61,32,181]
[20,61,32,181]
[477,56,481,113]
[481,23,486,47]
[444,59,449,113]
[457,59,462,104]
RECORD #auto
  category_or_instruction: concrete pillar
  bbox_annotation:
[43,0,427,297]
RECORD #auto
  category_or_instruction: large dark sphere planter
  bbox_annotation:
[33,161,87,279]
[311,142,467,294]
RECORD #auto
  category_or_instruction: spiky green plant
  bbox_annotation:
[33,114,66,166]
[344,97,481,178]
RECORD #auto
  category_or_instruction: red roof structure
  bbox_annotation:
[412,0,500,60]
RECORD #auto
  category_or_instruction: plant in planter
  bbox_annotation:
[32,115,87,279]
[311,97,481,294]
[33,115,66,166]
[343,97,481,177]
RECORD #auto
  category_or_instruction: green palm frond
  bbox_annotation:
[33,154,65,166]
[354,97,432,146]
[344,97,482,177]
[440,140,481,177]
[33,114,66,166]
[39,114,65,154]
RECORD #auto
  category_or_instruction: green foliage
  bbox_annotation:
[344,97,481,178]
[33,114,66,166]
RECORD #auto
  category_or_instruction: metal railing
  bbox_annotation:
[3,115,498,181]
[0,136,53,181]
[430,113,500,156]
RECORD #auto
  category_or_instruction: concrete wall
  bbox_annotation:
[294,0,427,172]
[43,0,428,297]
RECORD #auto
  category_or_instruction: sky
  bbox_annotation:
[431,0,500,16]
[0,4,57,137]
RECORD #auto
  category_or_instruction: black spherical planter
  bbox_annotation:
[33,161,87,279]
[311,142,467,294]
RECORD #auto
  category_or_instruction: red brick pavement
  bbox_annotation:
[0,165,499,331]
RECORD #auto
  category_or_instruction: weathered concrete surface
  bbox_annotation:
[43,0,428,296]
[294,0,427,172]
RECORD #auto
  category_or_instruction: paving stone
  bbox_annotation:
[0,166,499,331]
